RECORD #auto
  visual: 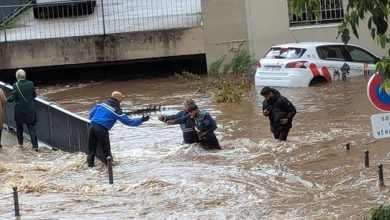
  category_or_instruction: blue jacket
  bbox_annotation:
[90,97,143,130]
[174,110,217,135]
[166,110,195,133]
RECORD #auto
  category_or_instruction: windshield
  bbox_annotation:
[263,47,306,59]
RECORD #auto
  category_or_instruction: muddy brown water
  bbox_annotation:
[0,76,389,219]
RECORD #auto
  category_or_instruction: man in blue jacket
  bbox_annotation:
[87,91,149,167]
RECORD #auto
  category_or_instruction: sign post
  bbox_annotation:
[371,113,390,139]
[367,73,390,139]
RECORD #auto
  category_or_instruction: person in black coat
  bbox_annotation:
[260,87,296,141]
[7,69,39,151]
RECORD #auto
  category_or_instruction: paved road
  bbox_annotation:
[0,0,201,42]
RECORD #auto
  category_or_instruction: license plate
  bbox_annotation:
[265,66,281,71]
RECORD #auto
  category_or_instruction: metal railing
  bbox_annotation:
[0,0,29,24]
[0,81,105,163]
[289,0,344,26]
[0,0,202,42]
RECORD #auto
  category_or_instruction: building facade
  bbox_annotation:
[202,0,387,67]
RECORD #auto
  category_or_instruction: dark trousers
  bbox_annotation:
[183,131,199,144]
[273,128,290,141]
[87,124,111,167]
[200,132,221,150]
[16,121,38,148]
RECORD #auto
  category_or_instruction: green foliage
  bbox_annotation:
[0,7,30,30]
[208,50,255,103]
[208,56,225,76]
[290,0,321,22]
[230,50,255,74]
[366,205,390,220]
[213,80,242,103]
[376,58,390,79]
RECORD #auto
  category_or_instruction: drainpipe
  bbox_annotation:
[245,0,255,57]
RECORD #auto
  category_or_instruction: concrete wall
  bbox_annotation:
[0,27,205,70]
[248,0,388,59]
[201,0,249,68]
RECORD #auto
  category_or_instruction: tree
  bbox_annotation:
[290,0,390,85]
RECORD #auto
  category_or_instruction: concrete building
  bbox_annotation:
[202,0,387,67]
[0,0,387,72]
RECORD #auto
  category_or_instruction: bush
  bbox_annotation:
[365,205,390,220]
[213,80,242,103]
[230,50,255,75]
[208,56,225,76]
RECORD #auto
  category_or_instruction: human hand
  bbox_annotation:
[158,115,165,122]
[141,115,150,122]
[280,118,288,125]
[166,119,175,125]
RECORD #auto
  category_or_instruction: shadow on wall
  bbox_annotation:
[0,54,207,84]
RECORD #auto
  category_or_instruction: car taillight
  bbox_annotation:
[256,61,261,68]
[285,61,307,68]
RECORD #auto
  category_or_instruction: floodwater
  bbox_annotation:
[0,75,389,219]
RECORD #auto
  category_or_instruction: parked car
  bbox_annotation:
[254,42,380,87]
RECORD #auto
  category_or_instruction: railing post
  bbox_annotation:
[1,8,7,42]
[101,0,106,35]
[13,187,20,217]
[364,150,369,167]
[378,164,384,187]
[107,156,113,184]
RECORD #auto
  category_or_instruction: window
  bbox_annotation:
[317,46,346,61]
[263,47,306,59]
[289,0,344,26]
[346,46,378,64]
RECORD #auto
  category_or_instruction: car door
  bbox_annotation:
[316,45,349,82]
[344,45,379,78]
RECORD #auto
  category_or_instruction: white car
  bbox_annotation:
[254,42,379,87]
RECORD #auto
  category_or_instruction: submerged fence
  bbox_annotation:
[0,82,105,163]
[0,0,202,42]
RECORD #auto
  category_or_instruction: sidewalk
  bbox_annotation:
[1,129,17,147]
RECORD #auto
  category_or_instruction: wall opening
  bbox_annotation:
[0,54,207,85]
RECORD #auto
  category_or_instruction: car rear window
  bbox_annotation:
[263,47,306,59]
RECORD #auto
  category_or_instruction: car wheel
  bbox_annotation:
[309,76,328,86]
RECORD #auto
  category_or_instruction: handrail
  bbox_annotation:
[0,81,106,163]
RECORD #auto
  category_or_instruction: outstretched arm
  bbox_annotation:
[167,113,190,125]
[117,114,143,126]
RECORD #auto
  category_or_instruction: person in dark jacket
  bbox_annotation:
[87,91,149,167]
[169,104,221,150]
[158,99,199,144]
[7,69,39,151]
[260,87,296,141]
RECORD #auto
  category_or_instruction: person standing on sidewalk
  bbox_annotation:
[0,88,7,148]
[87,91,150,167]
[7,69,39,151]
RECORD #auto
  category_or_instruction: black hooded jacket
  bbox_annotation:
[262,88,296,132]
